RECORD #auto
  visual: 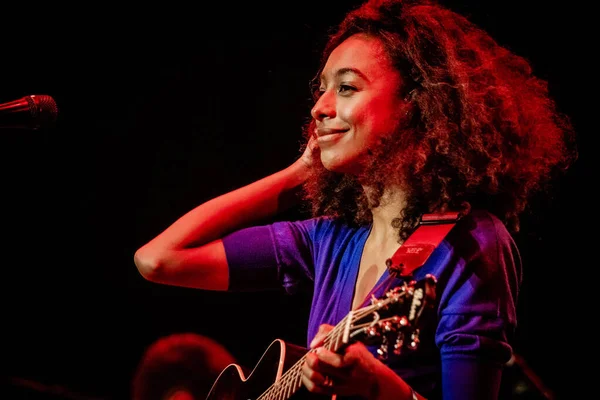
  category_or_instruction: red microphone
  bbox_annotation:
[0,94,58,130]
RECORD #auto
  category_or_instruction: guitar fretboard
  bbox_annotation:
[256,301,388,400]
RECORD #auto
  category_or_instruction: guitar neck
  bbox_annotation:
[258,307,379,400]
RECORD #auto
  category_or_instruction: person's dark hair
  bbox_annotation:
[301,0,577,242]
[131,333,236,400]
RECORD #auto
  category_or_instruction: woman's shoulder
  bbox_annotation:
[456,209,514,243]
[444,209,518,262]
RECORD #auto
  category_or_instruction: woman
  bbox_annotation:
[134,0,576,398]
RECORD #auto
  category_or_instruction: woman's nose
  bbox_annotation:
[311,91,336,121]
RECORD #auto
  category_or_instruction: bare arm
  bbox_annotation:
[134,139,318,291]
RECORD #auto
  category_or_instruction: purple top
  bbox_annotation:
[222,210,522,399]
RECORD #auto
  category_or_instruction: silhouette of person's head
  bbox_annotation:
[131,333,236,400]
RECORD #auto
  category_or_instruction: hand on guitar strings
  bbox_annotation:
[301,323,380,398]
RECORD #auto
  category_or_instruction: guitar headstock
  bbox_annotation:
[348,274,437,359]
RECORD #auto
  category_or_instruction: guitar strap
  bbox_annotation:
[385,211,463,278]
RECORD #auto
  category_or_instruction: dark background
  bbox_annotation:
[1,1,592,399]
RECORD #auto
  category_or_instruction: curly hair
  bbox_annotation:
[300,0,577,242]
[131,333,236,400]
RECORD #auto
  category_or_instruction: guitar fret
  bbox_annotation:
[257,352,308,400]
[257,311,372,400]
[287,376,294,397]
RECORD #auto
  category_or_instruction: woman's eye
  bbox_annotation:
[338,84,356,94]
[311,84,354,101]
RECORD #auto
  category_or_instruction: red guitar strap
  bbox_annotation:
[385,211,463,278]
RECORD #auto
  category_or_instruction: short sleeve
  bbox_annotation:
[222,219,318,293]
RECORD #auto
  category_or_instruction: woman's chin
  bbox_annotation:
[320,155,361,175]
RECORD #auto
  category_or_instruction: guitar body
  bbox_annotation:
[206,339,330,400]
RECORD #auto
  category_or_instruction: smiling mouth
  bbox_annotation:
[316,130,348,145]
[315,127,349,138]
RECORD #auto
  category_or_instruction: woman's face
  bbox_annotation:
[311,33,409,174]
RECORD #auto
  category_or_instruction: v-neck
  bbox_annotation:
[339,224,394,314]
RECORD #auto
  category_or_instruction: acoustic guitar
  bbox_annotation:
[206,274,437,400]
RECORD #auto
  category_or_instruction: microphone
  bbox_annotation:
[0,94,58,130]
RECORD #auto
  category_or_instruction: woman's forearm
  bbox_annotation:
[134,158,311,287]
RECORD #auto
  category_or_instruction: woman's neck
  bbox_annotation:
[364,185,407,249]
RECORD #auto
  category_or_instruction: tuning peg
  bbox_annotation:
[370,294,385,307]
[389,284,407,297]
[395,315,408,327]
[377,340,389,360]
[409,329,420,350]
[393,332,405,355]
[366,326,380,339]
[382,320,396,332]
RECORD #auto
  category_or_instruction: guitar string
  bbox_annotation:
[269,295,405,400]
[280,292,410,398]
[257,276,410,398]
[256,298,396,400]
[256,315,349,400]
